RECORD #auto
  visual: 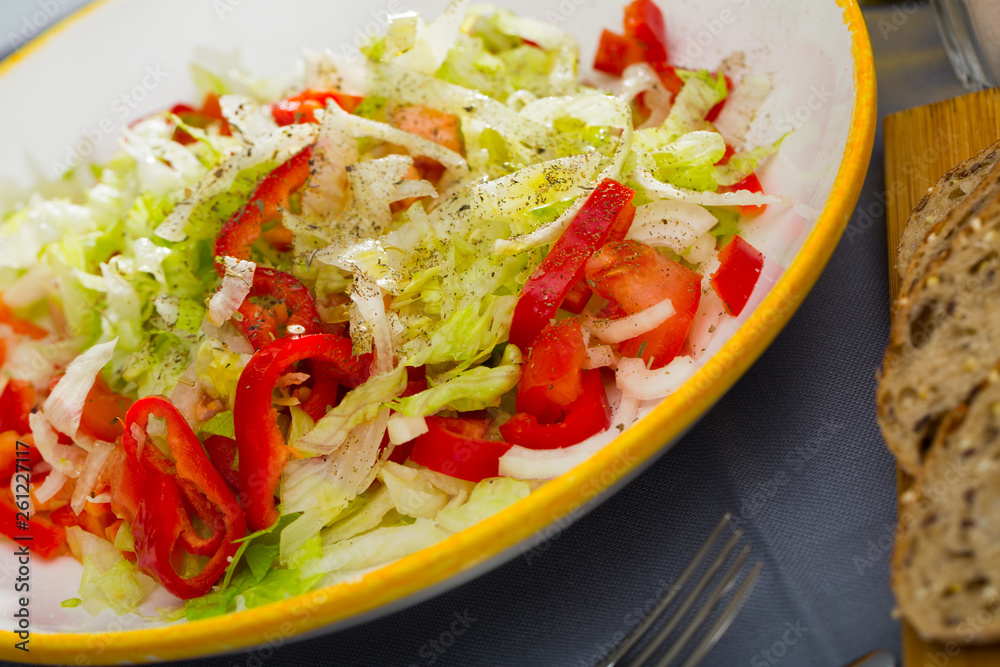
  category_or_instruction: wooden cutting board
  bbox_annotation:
[884,88,1000,666]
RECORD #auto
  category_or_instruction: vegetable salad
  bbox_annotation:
[0,0,791,617]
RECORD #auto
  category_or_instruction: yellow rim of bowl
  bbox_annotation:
[0,0,876,662]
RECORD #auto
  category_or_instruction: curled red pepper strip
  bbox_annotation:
[499,369,611,449]
[271,89,363,125]
[409,417,513,482]
[234,267,324,350]
[119,396,246,600]
[508,178,635,352]
[214,144,313,272]
[235,334,370,531]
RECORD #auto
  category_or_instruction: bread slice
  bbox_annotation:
[897,141,1000,277]
[877,185,1000,473]
[893,369,1000,643]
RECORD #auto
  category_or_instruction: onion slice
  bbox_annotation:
[588,298,675,344]
[616,356,699,401]
[70,440,114,514]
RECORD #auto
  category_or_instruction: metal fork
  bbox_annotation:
[597,514,762,667]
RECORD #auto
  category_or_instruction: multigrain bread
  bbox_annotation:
[897,141,1000,280]
[877,186,1000,474]
[893,369,1000,643]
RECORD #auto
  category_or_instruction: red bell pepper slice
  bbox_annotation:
[233,267,324,350]
[120,396,246,599]
[555,197,636,315]
[272,89,363,125]
[516,319,587,423]
[0,490,66,558]
[214,145,313,269]
[623,0,668,64]
[500,369,611,449]
[705,74,734,123]
[509,178,635,352]
[593,30,645,76]
[721,172,767,215]
[585,239,702,369]
[593,0,668,76]
[235,334,369,531]
[203,435,240,491]
[0,380,35,436]
[409,417,513,482]
[710,235,764,317]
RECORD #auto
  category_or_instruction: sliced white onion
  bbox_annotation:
[627,199,722,256]
[698,258,784,359]
[588,298,675,345]
[618,62,672,129]
[616,356,699,401]
[169,364,202,426]
[393,178,437,201]
[43,338,117,438]
[585,345,617,370]
[713,74,771,149]
[31,469,67,505]
[685,288,727,361]
[388,413,428,445]
[207,257,255,327]
[685,232,717,265]
[29,411,85,478]
[70,440,114,514]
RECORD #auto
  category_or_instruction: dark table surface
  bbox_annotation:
[0,2,969,665]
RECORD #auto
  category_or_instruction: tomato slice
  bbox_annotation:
[585,240,702,369]
[710,235,764,317]
[517,319,587,423]
[78,376,132,442]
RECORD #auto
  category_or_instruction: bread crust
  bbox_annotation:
[879,167,1000,473]
[893,372,1000,643]
[897,141,1000,279]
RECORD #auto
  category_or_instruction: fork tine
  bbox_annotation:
[679,561,763,667]
[623,529,744,667]
[650,544,751,667]
[597,514,733,667]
